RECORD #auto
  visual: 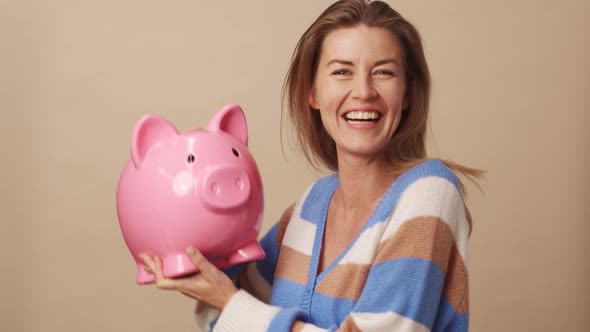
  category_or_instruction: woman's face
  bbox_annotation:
[309,25,409,161]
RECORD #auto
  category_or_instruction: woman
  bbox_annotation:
[141,0,483,331]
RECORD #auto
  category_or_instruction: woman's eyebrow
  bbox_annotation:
[374,58,400,67]
[326,59,354,66]
[326,58,401,67]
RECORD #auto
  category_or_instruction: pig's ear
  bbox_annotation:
[207,104,248,145]
[131,115,179,168]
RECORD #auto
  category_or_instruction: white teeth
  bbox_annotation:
[345,111,379,120]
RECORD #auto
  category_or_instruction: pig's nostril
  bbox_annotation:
[235,178,244,190]
[211,182,220,195]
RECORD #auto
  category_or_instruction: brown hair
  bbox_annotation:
[282,0,484,235]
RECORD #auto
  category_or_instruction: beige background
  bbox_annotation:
[1,0,588,331]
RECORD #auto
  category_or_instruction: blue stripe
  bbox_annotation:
[438,312,469,331]
[257,222,280,285]
[299,174,338,225]
[309,289,357,328]
[432,297,455,331]
[353,257,446,330]
[269,277,306,307]
[432,297,469,332]
[408,159,462,195]
[267,308,308,332]
[270,277,356,329]
[221,263,245,281]
[208,317,218,331]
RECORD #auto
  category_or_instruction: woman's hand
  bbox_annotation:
[139,247,238,311]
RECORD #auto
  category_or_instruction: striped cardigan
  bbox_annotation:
[195,159,470,331]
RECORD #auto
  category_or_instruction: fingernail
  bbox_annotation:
[186,246,195,255]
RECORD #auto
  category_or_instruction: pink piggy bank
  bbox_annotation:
[116,104,265,284]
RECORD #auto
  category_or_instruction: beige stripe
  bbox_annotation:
[275,245,309,285]
[315,263,371,300]
[445,244,469,314]
[383,176,469,263]
[375,216,468,314]
[375,216,455,268]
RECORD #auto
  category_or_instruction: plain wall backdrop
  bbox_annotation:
[1,0,589,331]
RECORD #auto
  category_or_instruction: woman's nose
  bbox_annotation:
[351,75,377,100]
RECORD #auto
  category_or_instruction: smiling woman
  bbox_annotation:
[140,1,484,331]
[309,25,409,160]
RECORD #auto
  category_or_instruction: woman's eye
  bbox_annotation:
[374,69,396,76]
[331,69,352,75]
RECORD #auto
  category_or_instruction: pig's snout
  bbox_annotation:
[200,165,251,210]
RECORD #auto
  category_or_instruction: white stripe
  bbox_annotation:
[214,290,281,332]
[351,312,431,332]
[281,216,317,256]
[301,324,329,331]
[381,176,468,263]
[194,302,220,332]
[245,262,272,303]
[281,184,317,256]
[339,221,389,265]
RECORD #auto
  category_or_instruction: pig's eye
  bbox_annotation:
[232,148,240,157]
[187,154,195,163]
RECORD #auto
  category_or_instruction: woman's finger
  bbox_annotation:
[186,247,219,280]
[139,254,181,290]
[153,257,166,280]
[152,256,183,290]
[139,253,156,274]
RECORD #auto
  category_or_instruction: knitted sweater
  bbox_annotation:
[195,159,470,332]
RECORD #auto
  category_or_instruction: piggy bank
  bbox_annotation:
[116,104,265,284]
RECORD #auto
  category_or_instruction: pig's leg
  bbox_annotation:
[162,252,199,278]
[137,263,156,285]
[210,256,232,269]
[226,241,266,265]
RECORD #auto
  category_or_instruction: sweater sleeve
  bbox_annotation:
[195,205,294,332]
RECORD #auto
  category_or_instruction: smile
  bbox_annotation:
[343,110,381,124]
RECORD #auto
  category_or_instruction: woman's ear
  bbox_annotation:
[308,87,319,110]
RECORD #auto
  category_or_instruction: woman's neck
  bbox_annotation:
[334,153,395,212]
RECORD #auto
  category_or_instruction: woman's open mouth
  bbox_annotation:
[342,110,382,125]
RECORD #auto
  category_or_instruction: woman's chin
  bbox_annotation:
[336,143,388,161]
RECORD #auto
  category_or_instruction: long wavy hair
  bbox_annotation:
[282,0,484,235]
